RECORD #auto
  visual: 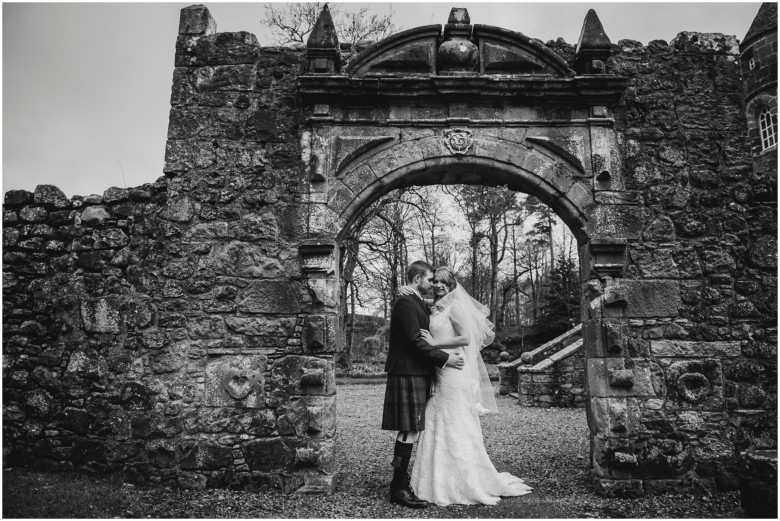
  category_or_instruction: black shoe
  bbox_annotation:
[390,488,429,508]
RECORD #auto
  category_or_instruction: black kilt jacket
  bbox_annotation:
[384,294,450,375]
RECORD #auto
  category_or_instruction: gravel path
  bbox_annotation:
[3,381,743,518]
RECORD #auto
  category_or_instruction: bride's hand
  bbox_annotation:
[420,329,436,346]
[398,286,415,296]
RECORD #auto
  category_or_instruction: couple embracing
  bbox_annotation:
[381,260,532,507]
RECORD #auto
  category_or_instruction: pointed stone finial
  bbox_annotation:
[306,4,341,73]
[307,4,339,48]
[448,7,470,24]
[574,9,612,74]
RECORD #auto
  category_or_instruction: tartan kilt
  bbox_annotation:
[381,374,433,432]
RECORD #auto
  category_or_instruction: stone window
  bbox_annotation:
[758,104,777,151]
[749,57,756,70]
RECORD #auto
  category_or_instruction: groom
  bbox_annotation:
[381,260,465,508]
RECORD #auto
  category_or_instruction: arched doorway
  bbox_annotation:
[297,5,632,496]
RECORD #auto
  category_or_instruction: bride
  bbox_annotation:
[406,266,532,506]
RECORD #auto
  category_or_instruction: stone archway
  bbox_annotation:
[296,5,636,496]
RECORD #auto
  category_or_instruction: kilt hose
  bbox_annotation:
[381,373,434,432]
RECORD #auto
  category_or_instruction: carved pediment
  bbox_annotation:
[473,25,574,77]
[345,25,440,77]
[344,22,575,78]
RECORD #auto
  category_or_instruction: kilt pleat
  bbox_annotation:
[381,374,433,432]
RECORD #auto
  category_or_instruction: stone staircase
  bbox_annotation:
[498,324,586,407]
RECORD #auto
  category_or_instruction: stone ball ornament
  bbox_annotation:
[520,352,534,364]
[438,37,479,73]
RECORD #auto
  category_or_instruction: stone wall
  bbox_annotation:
[3,5,335,492]
[583,33,777,497]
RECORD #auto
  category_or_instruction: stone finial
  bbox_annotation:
[307,4,339,48]
[448,7,470,24]
[179,5,216,36]
[574,9,612,74]
[439,7,478,74]
[306,4,341,73]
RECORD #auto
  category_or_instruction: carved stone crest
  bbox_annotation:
[443,128,473,155]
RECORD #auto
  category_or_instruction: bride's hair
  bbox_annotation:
[434,266,457,292]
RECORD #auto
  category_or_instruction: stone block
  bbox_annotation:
[22,389,56,419]
[187,316,225,339]
[180,442,234,470]
[159,195,195,223]
[642,215,675,241]
[93,228,129,249]
[80,298,121,333]
[295,438,335,473]
[637,437,694,479]
[80,206,111,226]
[589,359,662,398]
[149,342,188,374]
[306,278,338,308]
[178,4,216,36]
[748,235,777,270]
[607,280,681,318]
[237,281,301,313]
[665,359,724,409]
[64,349,109,385]
[586,204,648,240]
[33,184,66,205]
[738,449,778,518]
[278,396,336,439]
[590,397,638,434]
[629,244,679,278]
[269,356,336,401]
[651,340,740,357]
[224,316,295,337]
[5,190,34,205]
[208,242,285,278]
[120,382,156,410]
[303,315,338,352]
[205,355,267,408]
[243,437,295,472]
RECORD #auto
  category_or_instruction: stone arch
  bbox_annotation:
[329,134,593,244]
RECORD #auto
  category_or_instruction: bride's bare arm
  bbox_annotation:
[398,285,433,305]
[420,306,468,347]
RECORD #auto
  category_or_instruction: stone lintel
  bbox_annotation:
[299,75,627,105]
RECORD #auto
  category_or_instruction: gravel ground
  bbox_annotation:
[3,381,744,518]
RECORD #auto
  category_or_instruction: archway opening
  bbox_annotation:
[332,171,591,504]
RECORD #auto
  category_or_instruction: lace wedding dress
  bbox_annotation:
[410,300,532,506]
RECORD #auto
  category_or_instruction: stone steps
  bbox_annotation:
[498,324,582,396]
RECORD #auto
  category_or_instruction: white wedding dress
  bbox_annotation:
[410,300,532,506]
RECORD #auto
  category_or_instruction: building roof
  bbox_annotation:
[743,2,777,46]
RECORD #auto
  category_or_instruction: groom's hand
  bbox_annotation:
[445,353,465,370]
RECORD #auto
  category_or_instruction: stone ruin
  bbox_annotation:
[3,3,776,498]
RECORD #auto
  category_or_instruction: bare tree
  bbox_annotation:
[261,3,397,47]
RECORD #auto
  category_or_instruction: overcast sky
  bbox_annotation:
[3,2,762,197]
